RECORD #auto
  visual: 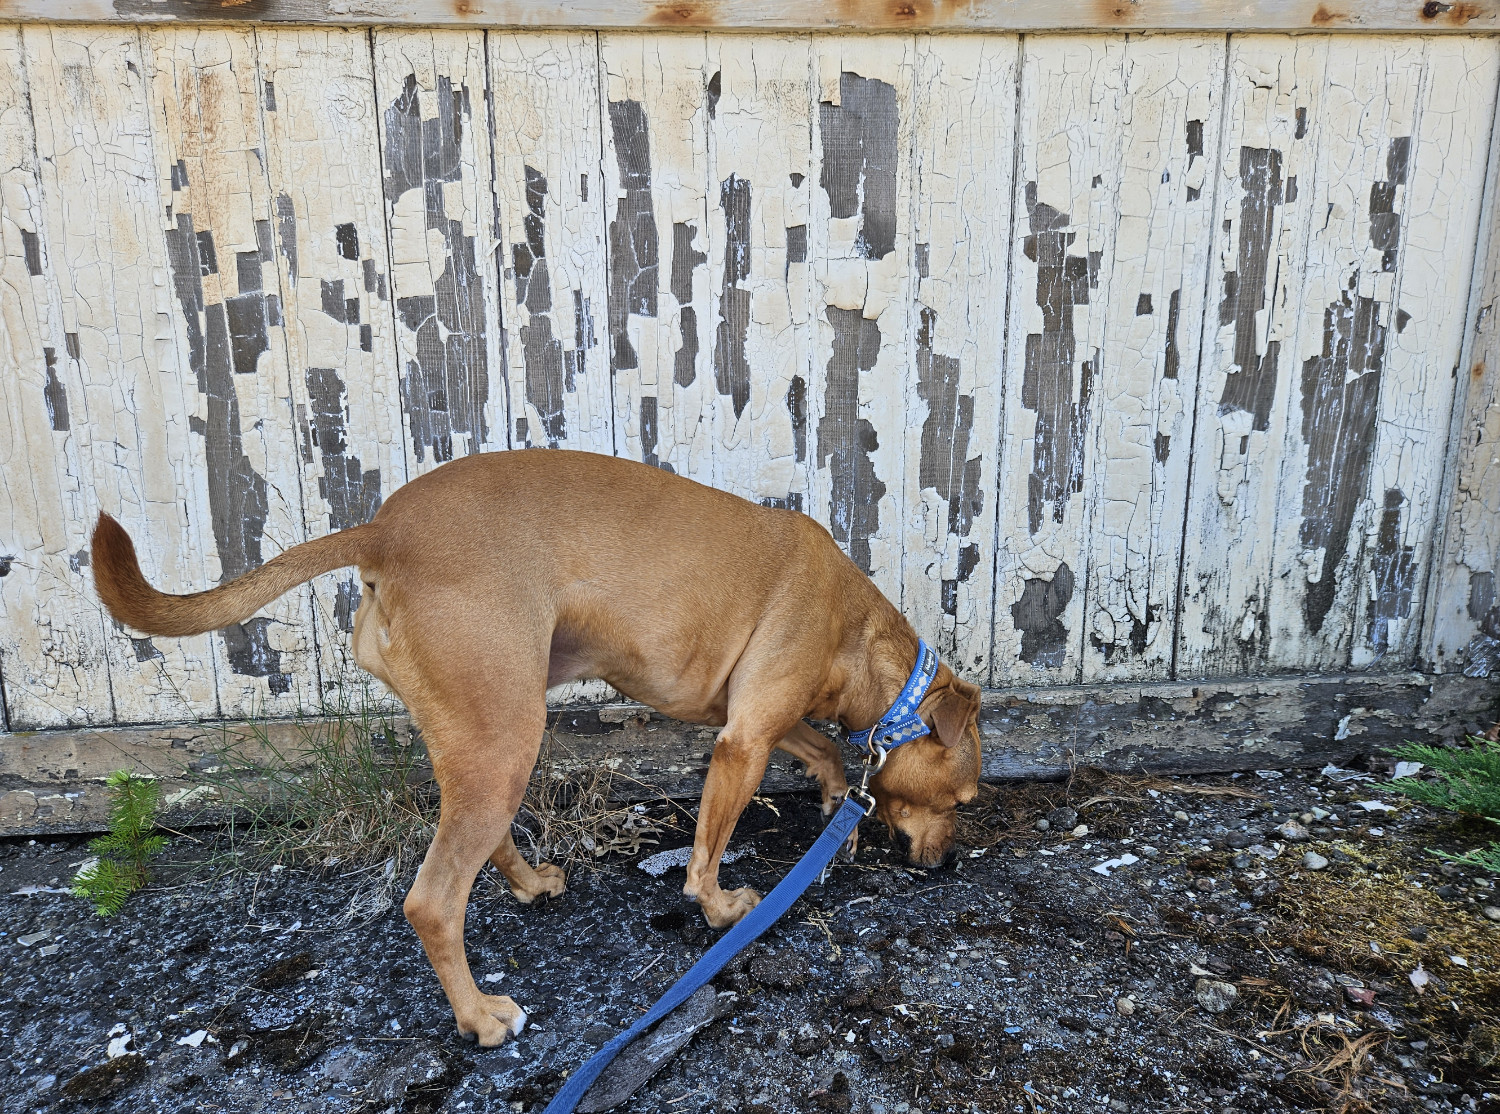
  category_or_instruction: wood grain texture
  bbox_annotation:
[15,1,1500,33]
[1426,40,1500,676]
[905,34,1016,684]
[14,26,224,728]
[490,31,614,455]
[257,27,411,699]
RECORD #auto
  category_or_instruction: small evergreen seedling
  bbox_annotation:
[1389,735,1500,874]
[71,770,167,916]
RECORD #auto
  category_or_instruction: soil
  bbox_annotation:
[3,763,1499,1114]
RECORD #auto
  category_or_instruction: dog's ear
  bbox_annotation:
[926,675,981,748]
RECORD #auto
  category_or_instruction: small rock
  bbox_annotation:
[792,1023,829,1057]
[866,1018,908,1064]
[1194,978,1238,1014]
[1045,806,1078,831]
[1435,885,1463,900]
[934,1033,955,1049]
[17,930,50,947]
[1344,987,1376,1008]
[1483,906,1500,922]
[1225,832,1256,850]
[1071,824,1089,838]
[1193,877,1216,893]
[1115,997,1135,1017]
[1173,810,1190,822]
[1275,820,1310,843]
[1407,925,1429,943]
[1035,819,1050,831]
[1302,852,1329,871]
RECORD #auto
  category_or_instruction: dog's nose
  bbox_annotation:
[904,844,957,871]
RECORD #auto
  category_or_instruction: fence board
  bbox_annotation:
[808,37,916,611]
[144,27,320,719]
[992,37,1127,684]
[904,34,1017,684]
[1350,38,1500,670]
[1176,36,1330,677]
[13,1,1500,34]
[0,26,119,729]
[1076,37,1225,686]
[1425,44,1500,676]
[374,29,506,473]
[257,28,412,700]
[16,26,225,727]
[490,31,614,455]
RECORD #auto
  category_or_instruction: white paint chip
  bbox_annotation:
[1091,853,1139,876]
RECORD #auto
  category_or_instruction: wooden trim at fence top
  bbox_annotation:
[3,671,1495,836]
[6,1,1499,33]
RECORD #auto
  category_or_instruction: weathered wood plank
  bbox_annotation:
[992,37,1127,685]
[257,27,411,700]
[808,37,916,611]
[1260,39,1428,672]
[489,31,614,454]
[903,34,1016,684]
[374,28,506,472]
[1423,43,1500,677]
[1079,37,1226,686]
[17,25,224,727]
[695,34,814,501]
[14,1,1500,34]
[6,670,1497,835]
[1176,36,1331,678]
[0,25,118,730]
[144,26,320,719]
[1351,39,1500,670]
[598,33,711,472]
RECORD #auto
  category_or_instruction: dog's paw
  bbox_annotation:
[702,886,761,929]
[458,993,528,1047]
[838,827,860,862]
[512,862,567,904]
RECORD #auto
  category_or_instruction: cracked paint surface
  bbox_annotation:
[2,28,1499,729]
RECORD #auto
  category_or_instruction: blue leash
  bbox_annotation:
[543,639,939,1113]
[543,794,869,1113]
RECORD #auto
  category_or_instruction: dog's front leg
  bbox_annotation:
[683,729,780,928]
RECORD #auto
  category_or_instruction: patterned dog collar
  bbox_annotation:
[847,639,939,753]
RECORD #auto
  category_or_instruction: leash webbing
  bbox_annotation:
[542,794,868,1113]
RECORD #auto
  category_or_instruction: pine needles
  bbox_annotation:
[1389,735,1500,874]
[70,770,167,916]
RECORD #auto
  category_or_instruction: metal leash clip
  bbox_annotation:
[845,741,885,817]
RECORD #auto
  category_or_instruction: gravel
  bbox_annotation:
[2,766,1497,1113]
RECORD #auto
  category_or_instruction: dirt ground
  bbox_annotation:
[3,761,1499,1114]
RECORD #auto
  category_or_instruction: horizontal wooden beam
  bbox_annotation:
[4,671,1495,836]
[3,1,1497,32]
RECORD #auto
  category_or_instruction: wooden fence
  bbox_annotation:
[2,17,1499,748]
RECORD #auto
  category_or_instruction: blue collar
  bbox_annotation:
[847,639,939,753]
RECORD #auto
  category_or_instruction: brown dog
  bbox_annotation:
[91,450,982,1046]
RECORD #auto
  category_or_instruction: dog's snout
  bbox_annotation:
[905,844,958,871]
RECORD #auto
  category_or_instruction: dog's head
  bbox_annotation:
[868,665,982,869]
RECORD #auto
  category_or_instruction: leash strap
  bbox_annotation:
[543,794,868,1113]
[845,638,937,752]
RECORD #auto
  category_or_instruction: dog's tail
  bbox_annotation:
[91,512,378,637]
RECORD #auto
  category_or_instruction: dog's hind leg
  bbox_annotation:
[774,721,850,816]
[401,696,546,1047]
[488,829,566,904]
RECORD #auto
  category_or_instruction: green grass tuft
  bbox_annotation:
[1389,735,1500,875]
